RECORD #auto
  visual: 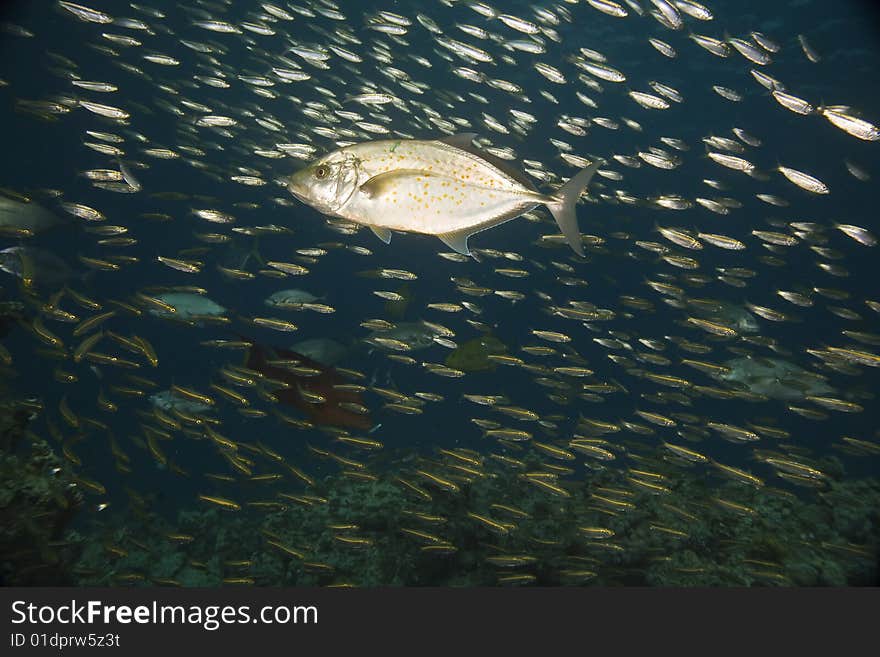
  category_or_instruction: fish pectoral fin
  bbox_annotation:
[359,169,428,199]
[369,226,392,244]
[437,229,473,256]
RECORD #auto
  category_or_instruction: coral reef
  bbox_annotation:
[69,455,879,587]
[0,396,83,585]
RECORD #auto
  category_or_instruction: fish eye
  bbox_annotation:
[314,165,329,180]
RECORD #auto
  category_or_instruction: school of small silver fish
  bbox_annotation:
[0,0,878,586]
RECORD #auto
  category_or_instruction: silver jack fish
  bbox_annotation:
[287,133,600,256]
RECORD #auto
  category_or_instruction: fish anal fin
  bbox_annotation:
[370,225,392,244]
[437,229,472,256]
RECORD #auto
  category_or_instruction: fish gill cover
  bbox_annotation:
[0,0,877,586]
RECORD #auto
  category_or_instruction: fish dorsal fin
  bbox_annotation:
[438,132,479,150]
[437,133,539,193]
[437,228,472,256]
[360,169,429,199]
[370,225,392,244]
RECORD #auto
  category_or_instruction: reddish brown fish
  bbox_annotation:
[245,341,372,430]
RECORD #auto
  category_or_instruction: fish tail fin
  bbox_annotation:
[545,161,602,257]
[249,236,265,267]
[237,333,263,370]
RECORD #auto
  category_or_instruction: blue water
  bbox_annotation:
[0,0,878,585]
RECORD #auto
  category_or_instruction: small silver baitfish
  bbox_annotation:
[287,133,600,256]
